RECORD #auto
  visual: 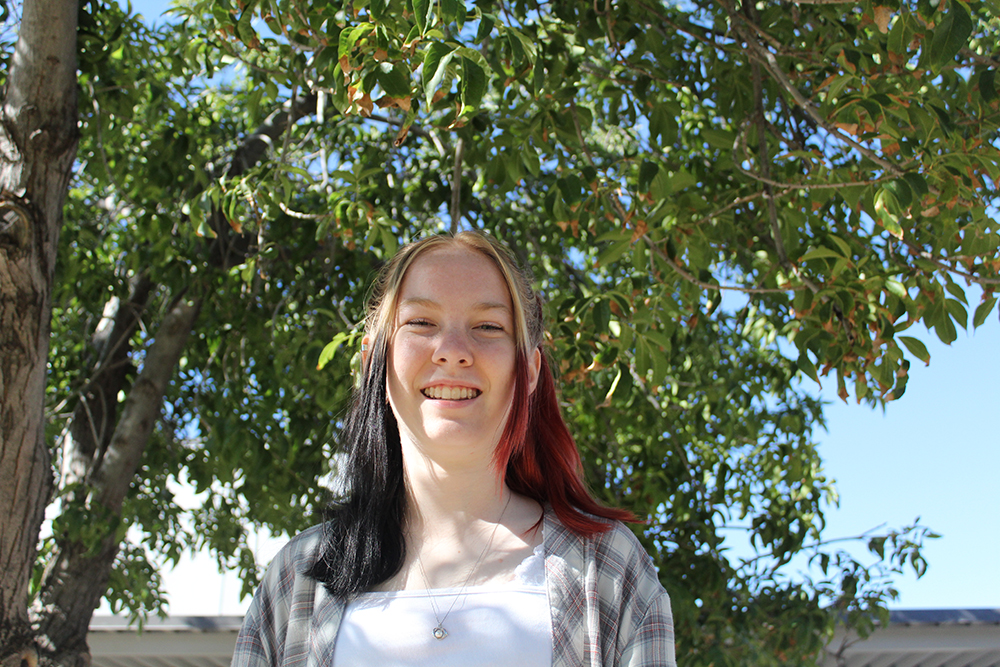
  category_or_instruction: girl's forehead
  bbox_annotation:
[398,247,509,299]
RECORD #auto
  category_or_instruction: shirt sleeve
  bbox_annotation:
[617,590,676,667]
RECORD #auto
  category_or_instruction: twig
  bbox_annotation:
[569,99,596,166]
[277,201,336,220]
[690,188,790,227]
[450,138,465,233]
[731,125,894,190]
[959,47,1000,70]
[318,91,329,189]
[633,0,731,52]
[899,237,1000,285]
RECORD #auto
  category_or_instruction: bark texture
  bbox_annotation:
[0,0,79,662]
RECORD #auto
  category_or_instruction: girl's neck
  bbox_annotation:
[402,443,509,535]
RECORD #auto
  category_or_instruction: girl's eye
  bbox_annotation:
[404,319,433,327]
[477,323,505,332]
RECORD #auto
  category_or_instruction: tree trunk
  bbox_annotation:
[0,0,79,663]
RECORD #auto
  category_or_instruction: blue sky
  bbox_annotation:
[809,315,999,608]
[120,0,998,613]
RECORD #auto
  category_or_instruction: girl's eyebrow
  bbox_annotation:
[399,296,511,314]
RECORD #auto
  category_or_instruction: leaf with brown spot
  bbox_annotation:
[630,219,648,244]
[873,6,892,34]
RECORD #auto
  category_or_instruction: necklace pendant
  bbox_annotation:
[432,626,448,640]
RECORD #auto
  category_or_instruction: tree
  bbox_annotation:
[2,0,996,664]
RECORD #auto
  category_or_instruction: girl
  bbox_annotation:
[232,231,675,667]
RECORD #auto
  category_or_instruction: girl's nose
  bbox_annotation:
[433,329,472,366]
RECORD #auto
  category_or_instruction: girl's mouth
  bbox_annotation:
[421,386,481,400]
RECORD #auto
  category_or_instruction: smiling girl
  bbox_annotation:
[232,232,675,667]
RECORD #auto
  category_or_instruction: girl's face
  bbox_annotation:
[386,246,539,460]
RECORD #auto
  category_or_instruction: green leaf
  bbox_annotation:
[902,172,929,198]
[461,57,487,111]
[650,169,697,200]
[642,328,673,352]
[797,352,820,384]
[828,235,853,258]
[945,298,968,329]
[701,128,735,151]
[597,238,631,267]
[376,62,411,98]
[235,0,259,46]
[930,3,973,70]
[317,331,359,370]
[935,313,958,344]
[827,74,853,101]
[979,69,997,103]
[973,296,997,328]
[638,160,659,193]
[412,0,432,34]
[441,0,461,24]
[339,24,374,60]
[887,12,909,54]
[476,13,496,43]
[800,247,844,262]
[602,364,623,405]
[945,282,967,304]
[370,0,388,21]
[592,299,611,334]
[898,336,930,363]
[884,179,912,209]
[505,27,537,65]
[874,188,904,238]
[422,41,456,106]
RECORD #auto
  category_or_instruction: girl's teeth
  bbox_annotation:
[424,386,478,399]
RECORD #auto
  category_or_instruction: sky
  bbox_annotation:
[100,0,1000,616]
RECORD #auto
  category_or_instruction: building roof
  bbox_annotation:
[89,616,242,667]
[822,609,1000,667]
[89,609,1000,667]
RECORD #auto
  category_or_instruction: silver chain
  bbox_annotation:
[415,494,512,640]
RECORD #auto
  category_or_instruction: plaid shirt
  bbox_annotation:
[233,507,676,667]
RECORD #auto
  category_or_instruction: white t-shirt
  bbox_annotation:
[332,545,551,667]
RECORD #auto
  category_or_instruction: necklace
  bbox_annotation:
[415,494,512,640]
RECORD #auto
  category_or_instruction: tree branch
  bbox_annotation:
[89,297,200,507]
[34,296,201,660]
[643,236,808,294]
[60,273,154,492]
[724,1,909,179]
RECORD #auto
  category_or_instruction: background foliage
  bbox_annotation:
[5,0,998,663]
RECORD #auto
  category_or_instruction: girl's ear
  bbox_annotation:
[527,347,542,394]
[361,335,371,368]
